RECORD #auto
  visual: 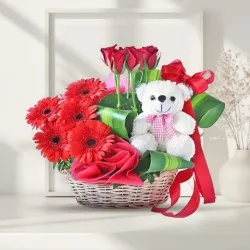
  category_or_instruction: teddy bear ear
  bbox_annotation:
[177,83,193,101]
[136,83,147,102]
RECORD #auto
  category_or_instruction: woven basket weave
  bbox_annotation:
[64,170,177,208]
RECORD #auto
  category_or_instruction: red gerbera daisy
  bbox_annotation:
[26,97,61,129]
[67,120,114,163]
[33,123,69,163]
[58,99,98,130]
[64,78,106,103]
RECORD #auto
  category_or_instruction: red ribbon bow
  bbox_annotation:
[151,60,216,218]
[161,59,214,94]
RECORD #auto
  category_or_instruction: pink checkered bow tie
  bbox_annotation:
[146,114,176,142]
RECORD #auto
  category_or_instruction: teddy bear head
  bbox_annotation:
[136,80,193,115]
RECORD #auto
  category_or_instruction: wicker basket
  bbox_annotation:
[64,170,177,208]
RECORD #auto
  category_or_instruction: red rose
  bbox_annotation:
[71,136,142,186]
[101,45,126,74]
[125,46,143,71]
[140,45,159,69]
[112,48,126,74]
[101,44,117,68]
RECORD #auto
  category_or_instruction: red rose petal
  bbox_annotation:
[76,164,102,179]
[72,161,116,183]
[71,136,142,186]
[104,150,129,166]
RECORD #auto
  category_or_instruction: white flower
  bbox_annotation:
[208,50,250,149]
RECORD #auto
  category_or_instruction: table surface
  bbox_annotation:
[0,195,250,250]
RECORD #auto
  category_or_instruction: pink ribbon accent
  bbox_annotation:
[146,114,176,142]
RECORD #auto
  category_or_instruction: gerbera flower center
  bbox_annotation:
[43,108,51,115]
[52,136,60,144]
[75,113,83,120]
[82,89,90,95]
[86,138,96,147]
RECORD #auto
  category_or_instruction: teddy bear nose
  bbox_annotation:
[158,95,166,103]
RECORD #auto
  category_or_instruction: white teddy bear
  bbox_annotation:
[130,80,196,160]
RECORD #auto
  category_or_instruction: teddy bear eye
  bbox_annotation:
[170,96,176,102]
[150,95,156,100]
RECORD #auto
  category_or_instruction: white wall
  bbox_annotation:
[0,0,250,194]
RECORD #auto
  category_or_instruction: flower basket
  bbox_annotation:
[64,170,177,208]
[26,45,224,217]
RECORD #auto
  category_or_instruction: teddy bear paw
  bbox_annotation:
[130,133,157,155]
[166,134,195,161]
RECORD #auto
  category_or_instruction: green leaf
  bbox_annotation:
[99,94,131,110]
[99,93,141,116]
[133,71,143,89]
[135,150,194,176]
[58,162,64,172]
[112,184,121,189]
[146,151,193,173]
[135,152,151,175]
[64,161,71,171]
[97,105,136,139]
[146,173,155,184]
[141,69,161,83]
[153,55,161,69]
[192,93,225,128]
[155,172,161,177]
[139,173,155,184]
[131,64,141,73]
[130,70,143,113]
[53,158,73,172]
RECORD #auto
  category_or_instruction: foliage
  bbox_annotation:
[209,50,250,149]
[135,150,194,182]
[53,158,73,172]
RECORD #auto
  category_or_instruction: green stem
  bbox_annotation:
[144,69,148,84]
[131,71,138,114]
[114,73,121,109]
[127,70,131,99]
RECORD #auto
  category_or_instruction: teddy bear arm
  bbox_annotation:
[132,115,151,135]
[173,112,196,135]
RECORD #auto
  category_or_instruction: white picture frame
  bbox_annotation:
[45,8,203,196]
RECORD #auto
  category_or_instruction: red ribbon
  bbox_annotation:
[161,59,214,94]
[151,60,216,218]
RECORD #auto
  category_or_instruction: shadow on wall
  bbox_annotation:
[0,0,139,92]
[0,142,17,194]
[0,1,100,80]
[203,11,224,68]
[177,0,250,55]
